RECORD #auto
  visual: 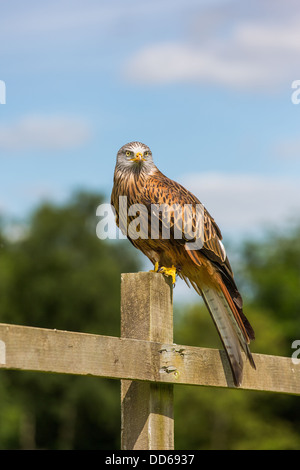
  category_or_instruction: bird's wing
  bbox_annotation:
[142,171,255,386]
[142,171,225,255]
[143,172,253,328]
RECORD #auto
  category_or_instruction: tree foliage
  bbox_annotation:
[0,193,300,449]
[174,228,300,449]
[0,192,140,449]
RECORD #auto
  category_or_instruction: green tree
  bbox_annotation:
[174,228,300,449]
[1,193,300,449]
[0,192,140,449]
[241,226,300,353]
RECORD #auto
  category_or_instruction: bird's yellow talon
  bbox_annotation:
[159,265,177,285]
[150,263,177,284]
[149,261,159,273]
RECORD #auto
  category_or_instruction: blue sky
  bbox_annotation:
[1,0,300,247]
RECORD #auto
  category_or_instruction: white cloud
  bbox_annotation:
[0,0,206,51]
[125,43,272,88]
[125,0,300,90]
[181,173,300,238]
[3,0,299,91]
[0,114,91,151]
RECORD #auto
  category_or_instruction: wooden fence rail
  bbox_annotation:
[0,272,300,449]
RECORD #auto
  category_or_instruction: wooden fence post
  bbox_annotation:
[120,272,174,450]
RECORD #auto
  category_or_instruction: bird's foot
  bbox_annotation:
[159,265,177,286]
[150,262,177,285]
[149,261,160,273]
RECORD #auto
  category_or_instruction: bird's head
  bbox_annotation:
[115,141,156,174]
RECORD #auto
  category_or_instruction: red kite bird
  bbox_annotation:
[111,141,255,386]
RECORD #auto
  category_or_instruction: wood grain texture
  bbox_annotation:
[0,323,299,395]
[2,271,300,451]
[120,272,174,451]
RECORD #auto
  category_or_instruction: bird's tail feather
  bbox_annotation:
[201,284,256,387]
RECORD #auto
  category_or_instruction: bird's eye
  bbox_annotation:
[144,151,149,157]
[125,151,131,157]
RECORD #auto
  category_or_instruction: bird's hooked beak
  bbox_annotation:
[130,152,145,163]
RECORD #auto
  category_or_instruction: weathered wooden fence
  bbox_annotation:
[0,272,300,449]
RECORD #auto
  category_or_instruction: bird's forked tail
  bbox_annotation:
[200,282,256,387]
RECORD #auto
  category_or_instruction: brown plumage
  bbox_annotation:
[111,141,255,386]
